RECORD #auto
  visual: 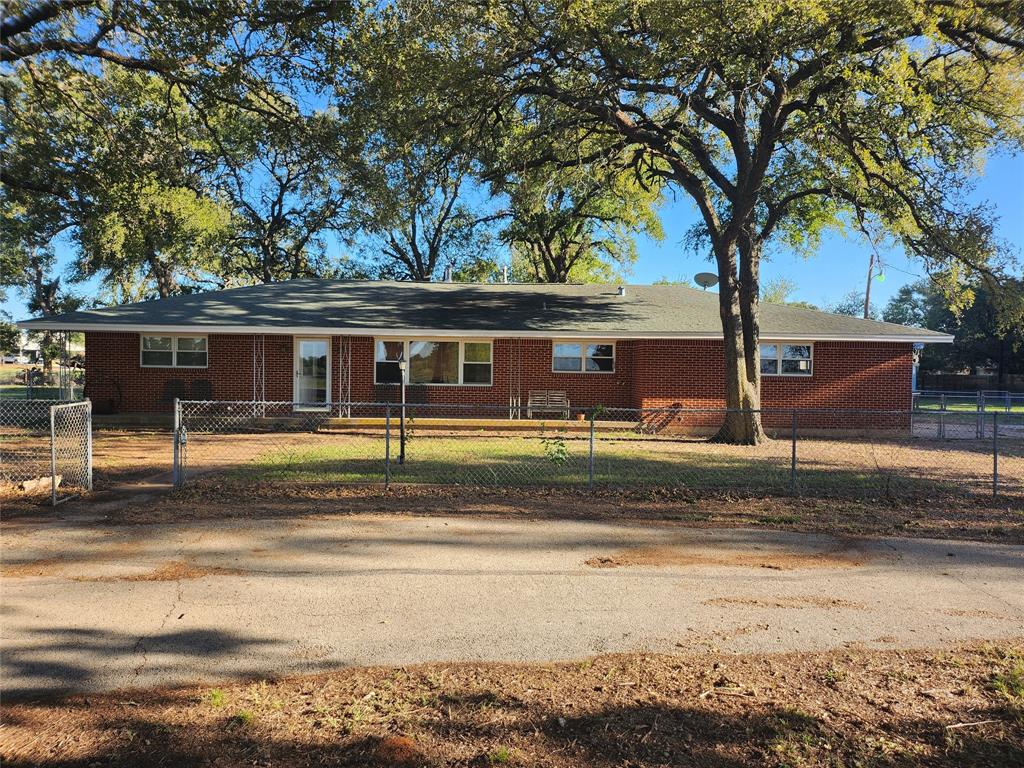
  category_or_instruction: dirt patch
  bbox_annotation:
[703,596,866,610]
[69,560,249,582]
[0,556,65,578]
[371,735,427,767]
[584,543,867,570]
[944,608,1012,620]
[14,480,1017,547]
[1,644,1021,768]
[1,539,148,579]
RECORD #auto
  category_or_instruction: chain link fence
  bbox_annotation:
[1,399,92,505]
[912,390,1024,413]
[172,400,1023,502]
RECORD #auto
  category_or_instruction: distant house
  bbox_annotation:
[18,280,951,415]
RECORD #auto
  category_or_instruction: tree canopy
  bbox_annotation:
[375,0,1024,440]
[3,0,1024,442]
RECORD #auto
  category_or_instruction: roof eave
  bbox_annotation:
[16,319,955,344]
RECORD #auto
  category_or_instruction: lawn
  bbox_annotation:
[915,395,1024,413]
[0,364,83,400]
[0,385,66,400]
[186,430,1018,501]
[2,645,1021,767]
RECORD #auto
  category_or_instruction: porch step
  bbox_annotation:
[323,417,595,432]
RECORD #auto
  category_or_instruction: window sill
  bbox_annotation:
[140,365,209,370]
[373,382,493,388]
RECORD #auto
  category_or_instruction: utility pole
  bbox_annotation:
[863,251,876,320]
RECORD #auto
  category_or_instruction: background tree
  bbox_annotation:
[353,142,497,281]
[389,1,1024,442]
[1,1,346,126]
[884,276,1024,381]
[0,315,20,355]
[760,277,819,310]
[497,165,662,283]
[830,290,880,320]
[2,62,233,299]
[202,107,355,284]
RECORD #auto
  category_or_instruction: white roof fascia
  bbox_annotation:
[16,320,955,344]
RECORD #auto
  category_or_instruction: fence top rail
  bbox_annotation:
[171,400,1005,418]
[914,390,1024,397]
[49,400,91,413]
[1,398,85,407]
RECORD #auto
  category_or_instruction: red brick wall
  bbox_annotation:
[84,332,293,413]
[344,338,634,410]
[84,332,913,415]
[633,340,914,411]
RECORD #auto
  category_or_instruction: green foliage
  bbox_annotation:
[4,0,1024,430]
[495,163,663,283]
[886,276,1024,377]
[353,142,496,281]
[379,0,1024,434]
[653,276,693,287]
[231,709,255,727]
[762,278,819,310]
[829,291,879,320]
[991,659,1024,700]
[487,746,514,764]
[205,105,355,284]
[540,431,570,466]
[0,318,20,354]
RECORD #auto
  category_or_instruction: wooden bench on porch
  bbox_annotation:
[527,390,570,419]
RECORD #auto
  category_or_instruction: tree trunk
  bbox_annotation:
[710,238,765,445]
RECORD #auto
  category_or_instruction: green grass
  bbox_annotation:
[231,709,255,727]
[0,384,66,399]
[487,747,515,764]
[991,660,1024,701]
[915,396,1024,413]
[213,434,990,499]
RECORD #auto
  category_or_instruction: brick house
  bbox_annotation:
[19,280,951,416]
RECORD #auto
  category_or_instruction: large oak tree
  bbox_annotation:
[379,0,1024,442]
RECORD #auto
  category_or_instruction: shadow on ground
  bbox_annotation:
[3,653,1022,767]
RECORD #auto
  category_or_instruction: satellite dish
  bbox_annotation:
[694,272,719,290]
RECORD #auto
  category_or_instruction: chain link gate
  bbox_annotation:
[49,401,92,505]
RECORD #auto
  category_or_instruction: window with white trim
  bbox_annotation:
[760,343,812,376]
[552,341,615,373]
[462,341,492,384]
[374,339,492,385]
[141,335,208,368]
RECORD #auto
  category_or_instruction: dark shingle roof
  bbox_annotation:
[18,280,952,342]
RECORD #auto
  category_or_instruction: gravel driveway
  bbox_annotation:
[2,513,1022,698]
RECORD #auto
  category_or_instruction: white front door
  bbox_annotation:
[293,337,330,410]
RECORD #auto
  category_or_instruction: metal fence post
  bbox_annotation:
[588,414,595,488]
[49,404,58,507]
[85,399,93,491]
[172,397,181,488]
[992,411,999,496]
[384,404,391,489]
[790,410,798,496]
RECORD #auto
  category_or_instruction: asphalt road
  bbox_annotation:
[2,514,1022,698]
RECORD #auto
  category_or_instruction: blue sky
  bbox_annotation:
[5,152,1022,323]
